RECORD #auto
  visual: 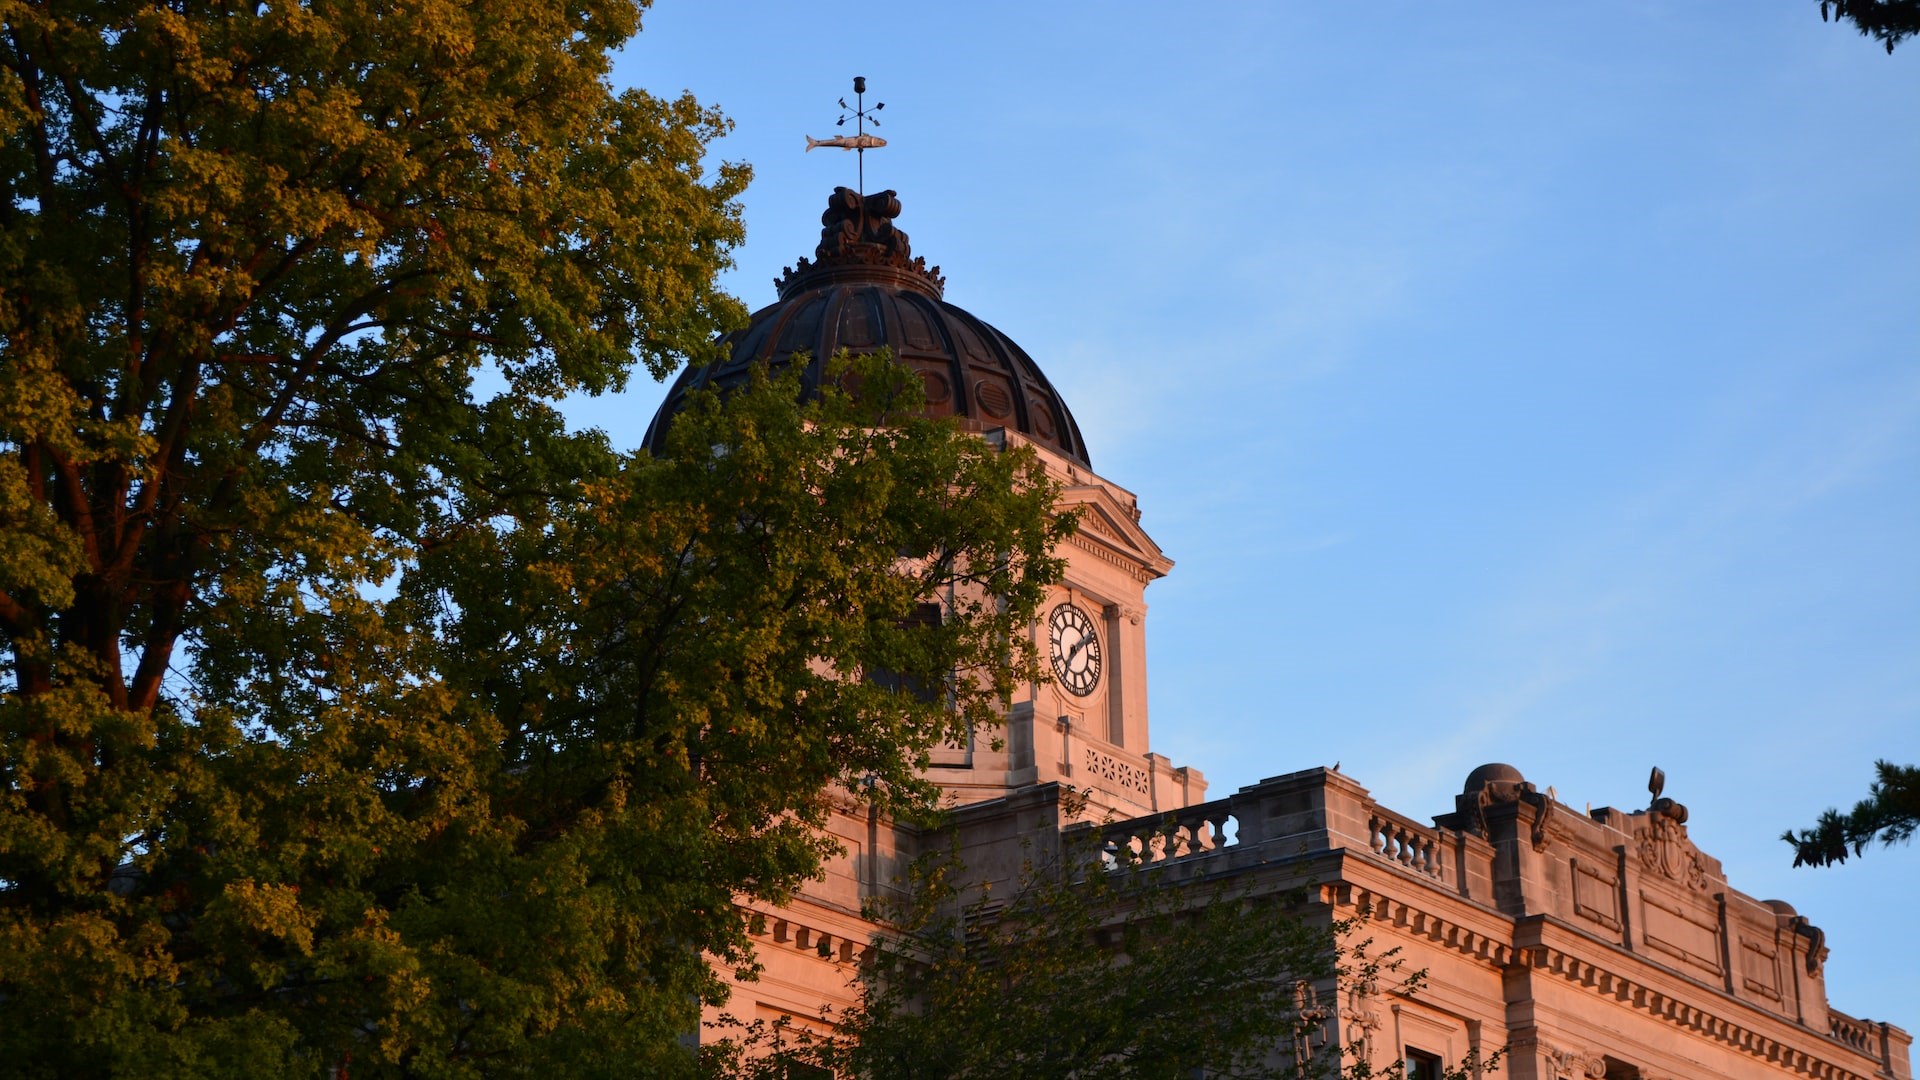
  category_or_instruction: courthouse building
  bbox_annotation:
[643,188,1911,1080]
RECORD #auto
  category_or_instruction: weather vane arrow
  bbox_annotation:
[805,75,885,195]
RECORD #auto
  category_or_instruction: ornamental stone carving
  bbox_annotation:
[1465,764,1554,852]
[1341,976,1382,1039]
[1638,768,1710,891]
[1794,914,1829,977]
[1545,1044,1607,1079]
[1290,982,1331,1075]
[775,186,946,294]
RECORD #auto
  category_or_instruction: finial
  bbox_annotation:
[772,187,945,299]
[804,76,887,195]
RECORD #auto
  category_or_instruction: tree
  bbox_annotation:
[1818,0,1920,53]
[1782,761,1920,867]
[733,821,1499,1080]
[0,0,1072,1070]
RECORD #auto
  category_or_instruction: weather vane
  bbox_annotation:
[805,75,886,195]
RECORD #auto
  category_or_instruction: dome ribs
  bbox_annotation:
[644,190,1092,468]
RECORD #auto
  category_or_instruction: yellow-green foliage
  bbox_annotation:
[0,0,1070,1072]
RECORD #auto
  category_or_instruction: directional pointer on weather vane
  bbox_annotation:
[806,76,885,195]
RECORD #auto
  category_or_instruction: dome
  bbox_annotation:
[1462,763,1527,794]
[642,188,1091,467]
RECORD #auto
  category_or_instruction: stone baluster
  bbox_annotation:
[1208,808,1234,851]
[1095,800,1241,872]
[1368,809,1445,881]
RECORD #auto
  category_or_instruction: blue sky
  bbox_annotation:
[577,3,1918,1021]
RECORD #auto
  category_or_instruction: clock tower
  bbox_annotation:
[644,188,1204,818]
[654,189,1913,1080]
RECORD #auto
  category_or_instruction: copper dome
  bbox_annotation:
[642,188,1091,467]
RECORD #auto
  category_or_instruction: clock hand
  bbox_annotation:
[1066,633,1095,668]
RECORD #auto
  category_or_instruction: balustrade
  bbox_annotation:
[1092,774,1460,889]
[1099,799,1237,870]
[1366,807,1446,881]
[1828,1009,1882,1056]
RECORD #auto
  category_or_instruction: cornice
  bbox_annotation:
[1062,527,1163,583]
[1518,935,1880,1080]
[739,902,871,968]
[1335,883,1519,969]
[1329,881,1888,1080]
[1054,482,1174,580]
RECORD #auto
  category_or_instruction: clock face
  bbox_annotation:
[1048,602,1103,697]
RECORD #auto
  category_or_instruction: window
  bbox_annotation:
[865,603,943,704]
[1405,1048,1443,1080]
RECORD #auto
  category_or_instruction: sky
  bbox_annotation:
[574,3,1918,1022]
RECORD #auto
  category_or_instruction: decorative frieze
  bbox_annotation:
[1543,1043,1607,1079]
[1084,745,1150,795]
[1062,528,1161,583]
[1330,887,1888,1080]
[744,909,864,966]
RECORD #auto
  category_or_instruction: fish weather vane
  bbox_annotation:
[806,75,886,195]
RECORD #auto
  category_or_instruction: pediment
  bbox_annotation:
[1057,483,1174,580]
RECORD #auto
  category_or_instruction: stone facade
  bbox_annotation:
[1075,762,1909,1079]
[681,190,1910,1079]
[705,435,1912,1080]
